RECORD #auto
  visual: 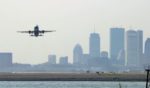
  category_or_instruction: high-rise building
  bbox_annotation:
[0,52,12,67]
[89,33,100,58]
[73,44,83,64]
[48,55,56,64]
[126,30,143,67]
[137,30,143,66]
[144,38,150,65]
[110,28,125,61]
[59,56,68,65]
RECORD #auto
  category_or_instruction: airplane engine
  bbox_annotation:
[29,30,32,34]
[41,30,45,33]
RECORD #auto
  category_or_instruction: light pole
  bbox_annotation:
[145,65,150,88]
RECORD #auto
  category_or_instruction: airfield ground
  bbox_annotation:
[0,72,147,81]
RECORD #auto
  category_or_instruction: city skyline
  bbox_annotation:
[1,28,149,64]
[1,28,150,72]
[0,27,149,65]
[0,0,150,64]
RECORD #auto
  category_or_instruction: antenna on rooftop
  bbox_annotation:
[94,24,96,33]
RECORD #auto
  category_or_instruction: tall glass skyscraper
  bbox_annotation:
[110,28,125,61]
[89,33,100,58]
[126,30,143,67]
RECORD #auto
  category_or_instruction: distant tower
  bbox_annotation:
[110,28,125,61]
[59,56,68,65]
[48,55,56,64]
[0,52,12,68]
[73,44,83,64]
[126,30,143,67]
[144,38,150,65]
[137,30,143,66]
[89,33,100,58]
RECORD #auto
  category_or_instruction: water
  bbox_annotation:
[0,81,146,88]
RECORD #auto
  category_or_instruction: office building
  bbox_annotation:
[137,30,143,66]
[126,30,143,67]
[110,28,125,61]
[73,44,83,64]
[0,52,12,67]
[59,56,68,65]
[48,55,56,64]
[144,38,150,65]
[89,33,100,58]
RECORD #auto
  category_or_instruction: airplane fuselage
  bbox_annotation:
[34,26,40,37]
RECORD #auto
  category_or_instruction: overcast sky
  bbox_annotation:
[0,0,150,64]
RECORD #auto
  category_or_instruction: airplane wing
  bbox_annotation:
[17,31,34,34]
[39,30,56,33]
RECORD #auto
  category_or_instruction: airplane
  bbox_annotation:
[17,25,55,37]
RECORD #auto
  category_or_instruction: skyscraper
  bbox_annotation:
[110,28,125,61]
[137,30,143,67]
[89,33,100,58]
[126,30,143,67]
[73,44,83,64]
[144,38,150,65]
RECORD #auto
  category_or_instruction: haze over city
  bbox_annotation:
[0,0,150,64]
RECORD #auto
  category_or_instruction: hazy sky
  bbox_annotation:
[0,0,150,64]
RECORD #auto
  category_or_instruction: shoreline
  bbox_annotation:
[0,72,147,81]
